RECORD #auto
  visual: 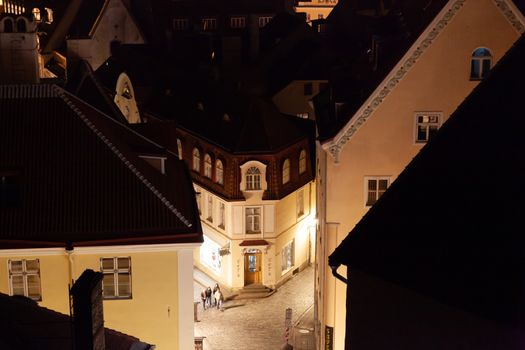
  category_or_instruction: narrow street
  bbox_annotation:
[194,266,315,350]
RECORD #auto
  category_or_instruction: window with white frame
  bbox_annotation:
[282,159,290,184]
[230,16,246,28]
[216,159,224,185]
[101,257,132,299]
[366,177,389,206]
[299,150,306,174]
[219,202,225,229]
[297,189,304,217]
[173,18,189,31]
[204,154,212,178]
[192,148,200,172]
[259,16,272,27]
[207,194,213,222]
[471,47,492,80]
[245,207,261,234]
[281,239,295,273]
[9,259,41,301]
[415,112,441,143]
[202,18,217,31]
[177,139,183,160]
[246,167,261,190]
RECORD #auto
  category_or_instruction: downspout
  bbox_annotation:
[66,247,75,284]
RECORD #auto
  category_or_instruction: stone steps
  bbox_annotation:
[234,284,275,299]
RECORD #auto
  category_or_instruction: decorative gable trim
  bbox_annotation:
[53,86,193,228]
[322,0,525,162]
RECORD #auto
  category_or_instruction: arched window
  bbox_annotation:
[32,8,41,21]
[192,148,200,172]
[177,139,183,160]
[246,167,261,190]
[204,154,212,178]
[16,18,27,33]
[3,18,14,33]
[299,150,306,174]
[282,159,290,184]
[471,47,492,80]
[216,160,224,185]
[45,8,54,23]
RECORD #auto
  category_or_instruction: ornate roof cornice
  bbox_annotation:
[323,0,525,162]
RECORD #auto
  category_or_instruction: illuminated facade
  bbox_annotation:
[315,0,525,349]
[294,0,337,24]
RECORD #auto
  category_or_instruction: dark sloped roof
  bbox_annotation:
[68,0,106,38]
[329,35,525,324]
[0,293,152,350]
[316,0,449,141]
[0,84,201,248]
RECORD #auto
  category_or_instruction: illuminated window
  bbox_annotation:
[195,187,202,215]
[246,167,261,190]
[177,139,183,160]
[366,177,389,207]
[230,17,246,28]
[173,18,189,31]
[101,257,131,299]
[258,16,272,27]
[245,207,261,233]
[32,8,41,21]
[204,154,212,178]
[202,18,217,31]
[415,112,441,143]
[281,240,295,273]
[318,14,324,19]
[45,8,53,23]
[192,148,201,172]
[282,159,290,184]
[299,150,306,174]
[471,48,492,80]
[216,159,224,185]
[297,113,309,119]
[219,202,225,229]
[9,259,41,301]
[297,189,304,217]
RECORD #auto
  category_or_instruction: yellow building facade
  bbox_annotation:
[0,244,197,349]
[317,1,525,348]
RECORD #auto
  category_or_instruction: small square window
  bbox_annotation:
[366,177,389,206]
[100,257,132,299]
[415,112,441,143]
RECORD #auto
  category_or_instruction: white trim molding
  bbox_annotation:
[322,0,525,162]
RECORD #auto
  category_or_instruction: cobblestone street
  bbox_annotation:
[194,266,314,350]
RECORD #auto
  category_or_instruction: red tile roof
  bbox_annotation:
[0,84,202,248]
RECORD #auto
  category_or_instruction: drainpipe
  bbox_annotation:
[66,248,75,284]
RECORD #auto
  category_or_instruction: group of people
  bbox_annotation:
[201,283,223,310]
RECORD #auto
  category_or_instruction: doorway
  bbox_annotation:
[244,249,262,285]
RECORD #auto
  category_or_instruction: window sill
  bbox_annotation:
[103,296,132,300]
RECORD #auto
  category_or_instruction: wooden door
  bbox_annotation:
[244,252,262,285]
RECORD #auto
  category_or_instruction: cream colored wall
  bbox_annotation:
[73,251,180,350]
[294,5,336,22]
[273,80,327,120]
[0,254,70,313]
[322,1,522,349]
[0,249,188,350]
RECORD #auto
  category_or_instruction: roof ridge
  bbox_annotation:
[52,85,193,228]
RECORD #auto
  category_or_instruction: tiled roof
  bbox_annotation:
[0,293,152,350]
[0,84,201,248]
[329,34,525,324]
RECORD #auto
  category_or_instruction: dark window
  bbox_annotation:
[1,173,19,207]
[4,19,14,33]
[16,19,26,33]
[303,83,313,96]
[470,48,492,80]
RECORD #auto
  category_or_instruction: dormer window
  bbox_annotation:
[177,139,183,160]
[121,84,132,99]
[192,148,201,172]
[1,172,19,207]
[204,154,212,178]
[139,155,166,174]
[282,159,290,184]
[246,167,261,190]
[45,8,53,23]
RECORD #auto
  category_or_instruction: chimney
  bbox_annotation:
[70,269,106,350]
